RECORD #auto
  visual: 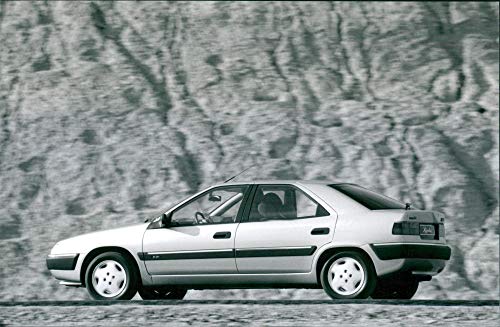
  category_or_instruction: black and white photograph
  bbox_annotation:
[0,1,498,326]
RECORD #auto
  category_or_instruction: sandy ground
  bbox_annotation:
[0,302,498,327]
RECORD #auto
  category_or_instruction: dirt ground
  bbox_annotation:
[0,302,498,327]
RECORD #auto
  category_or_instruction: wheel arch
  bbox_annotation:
[80,246,141,287]
[315,246,375,285]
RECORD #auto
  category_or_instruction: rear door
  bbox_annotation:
[234,184,337,273]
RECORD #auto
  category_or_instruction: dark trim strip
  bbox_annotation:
[138,250,235,261]
[138,246,318,261]
[240,184,258,223]
[235,246,317,258]
[370,244,451,261]
[46,254,79,270]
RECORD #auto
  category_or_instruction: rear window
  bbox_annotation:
[329,184,405,210]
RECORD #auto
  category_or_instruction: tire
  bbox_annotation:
[320,251,376,299]
[85,252,138,300]
[371,277,419,299]
[138,286,188,300]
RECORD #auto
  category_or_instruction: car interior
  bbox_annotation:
[251,187,298,221]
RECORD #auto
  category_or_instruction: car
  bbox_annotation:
[47,180,451,300]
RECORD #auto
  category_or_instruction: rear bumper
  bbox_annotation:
[46,253,80,270]
[370,243,451,261]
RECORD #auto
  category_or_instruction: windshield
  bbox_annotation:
[329,184,405,210]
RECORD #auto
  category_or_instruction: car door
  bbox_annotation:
[142,184,250,275]
[234,184,336,273]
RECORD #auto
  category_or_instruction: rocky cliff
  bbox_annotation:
[0,1,498,300]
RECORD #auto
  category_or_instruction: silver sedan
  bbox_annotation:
[47,180,451,300]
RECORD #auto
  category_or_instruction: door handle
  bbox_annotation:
[311,227,330,235]
[213,231,231,239]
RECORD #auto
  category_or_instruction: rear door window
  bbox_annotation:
[248,185,329,222]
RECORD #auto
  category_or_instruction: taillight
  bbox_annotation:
[392,222,419,235]
[439,223,445,237]
[393,222,445,239]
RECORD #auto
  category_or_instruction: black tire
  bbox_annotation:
[371,277,419,299]
[85,252,138,300]
[138,286,188,300]
[320,251,376,299]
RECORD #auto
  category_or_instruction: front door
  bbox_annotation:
[235,184,336,273]
[142,184,250,275]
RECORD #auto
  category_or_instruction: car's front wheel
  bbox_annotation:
[320,251,376,299]
[85,252,138,300]
[138,286,188,300]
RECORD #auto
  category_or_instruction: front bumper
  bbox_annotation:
[46,253,80,270]
[370,243,451,261]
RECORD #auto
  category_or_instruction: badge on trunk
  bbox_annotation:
[419,224,436,239]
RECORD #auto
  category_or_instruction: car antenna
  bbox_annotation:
[223,164,256,183]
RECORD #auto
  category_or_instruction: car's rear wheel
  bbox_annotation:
[320,251,376,299]
[371,276,419,299]
[138,286,188,300]
[85,252,138,300]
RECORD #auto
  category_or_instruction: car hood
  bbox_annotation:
[50,223,149,255]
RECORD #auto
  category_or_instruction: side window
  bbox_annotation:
[296,190,325,218]
[248,185,329,222]
[171,185,248,226]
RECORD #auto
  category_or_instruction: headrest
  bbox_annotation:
[261,192,283,206]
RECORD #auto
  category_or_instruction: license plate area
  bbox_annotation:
[420,224,437,240]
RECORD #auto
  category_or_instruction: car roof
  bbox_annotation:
[212,180,355,187]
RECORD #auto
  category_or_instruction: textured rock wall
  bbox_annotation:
[0,1,498,300]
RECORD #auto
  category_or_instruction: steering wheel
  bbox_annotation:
[195,211,213,224]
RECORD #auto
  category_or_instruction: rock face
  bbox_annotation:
[0,1,498,300]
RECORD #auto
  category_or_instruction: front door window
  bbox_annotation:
[171,185,248,226]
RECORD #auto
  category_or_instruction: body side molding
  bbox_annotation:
[138,246,317,261]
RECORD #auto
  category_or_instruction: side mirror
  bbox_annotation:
[209,193,221,202]
[161,212,172,228]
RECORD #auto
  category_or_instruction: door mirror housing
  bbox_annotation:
[208,193,222,202]
[161,212,173,228]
